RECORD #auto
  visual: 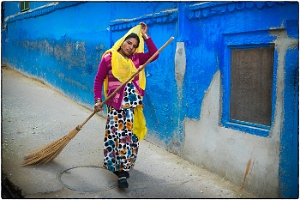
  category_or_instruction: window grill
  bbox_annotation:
[230,46,274,126]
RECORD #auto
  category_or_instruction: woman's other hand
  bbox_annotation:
[140,22,149,39]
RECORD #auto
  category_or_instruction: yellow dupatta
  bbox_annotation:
[102,24,147,140]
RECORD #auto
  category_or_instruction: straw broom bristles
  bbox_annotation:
[23,125,82,166]
[22,37,174,166]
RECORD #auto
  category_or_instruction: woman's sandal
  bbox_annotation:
[115,171,129,188]
[118,176,128,188]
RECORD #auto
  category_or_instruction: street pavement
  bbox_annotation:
[1,66,257,198]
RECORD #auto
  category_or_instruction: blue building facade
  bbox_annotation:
[2,2,298,198]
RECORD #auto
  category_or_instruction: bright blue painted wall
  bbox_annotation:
[280,47,299,198]
[2,2,298,198]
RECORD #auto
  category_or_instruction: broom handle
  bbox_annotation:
[78,36,175,129]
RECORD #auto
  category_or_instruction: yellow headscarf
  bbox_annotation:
[102,24,147,140]
[102,24,146,98]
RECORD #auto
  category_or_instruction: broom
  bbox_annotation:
[23,36,175,166]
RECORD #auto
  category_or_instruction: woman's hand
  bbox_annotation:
[140,22,149,39]
[94,100,104,112]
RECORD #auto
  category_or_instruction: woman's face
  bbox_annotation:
[119,38,139,57]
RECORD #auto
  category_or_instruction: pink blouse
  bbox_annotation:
[94,37,159,110]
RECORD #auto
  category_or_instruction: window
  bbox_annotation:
[221,31,276,137]
[20,1,30,12]
[230,46,274,126]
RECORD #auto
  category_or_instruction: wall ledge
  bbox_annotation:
[110,8,178,31]
[186,2,293,20]
[5,2,83,24]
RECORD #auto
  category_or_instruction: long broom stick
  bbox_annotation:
[23,36,175,166]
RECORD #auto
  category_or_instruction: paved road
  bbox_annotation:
[1,66,256,198]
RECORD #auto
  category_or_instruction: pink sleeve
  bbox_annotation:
[136,37,159,65]
[94,54,111,101]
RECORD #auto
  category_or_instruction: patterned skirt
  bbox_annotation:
[103,82,142,172]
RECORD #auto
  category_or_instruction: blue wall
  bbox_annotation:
[2,2,298,197]
[280,47,299,198]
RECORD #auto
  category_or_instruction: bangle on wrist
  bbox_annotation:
[95,98,101,103]
[143,33,149,40]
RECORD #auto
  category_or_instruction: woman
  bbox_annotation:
[93,22,159,188]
